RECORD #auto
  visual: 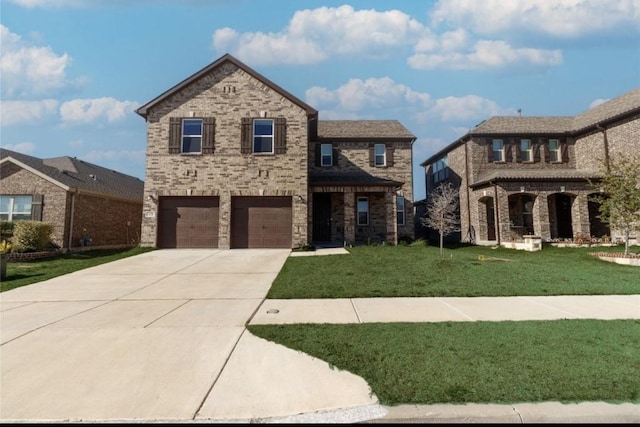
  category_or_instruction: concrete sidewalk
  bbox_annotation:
[1,248,639,423]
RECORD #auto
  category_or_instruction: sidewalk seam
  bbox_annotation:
[350,299,363,323]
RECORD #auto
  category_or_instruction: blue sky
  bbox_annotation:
[1,0,639,200]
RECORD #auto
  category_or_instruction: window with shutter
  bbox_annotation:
[169,117,181,154]
[374,143,386,166]
[274,117,286,154]
[0,195,33,221]
[241,117,252,153]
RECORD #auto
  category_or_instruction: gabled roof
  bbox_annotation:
[135,53,318,119]
[318,120,416,142]
[0,148,144,203]
[421,87,640,166]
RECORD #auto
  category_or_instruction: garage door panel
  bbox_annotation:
[231,197,292,248]
[160,197,219,248]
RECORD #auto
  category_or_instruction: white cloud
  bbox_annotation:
[416,95,511,123]
[0,25,73,98]
[0,99,59,126]
[306,77,431,113]
[589,98,610,109]
[213,5,426,65]
[1,142,37,154]
[408,39,562,71]
[59,97,139,124]
[430,0,640,39]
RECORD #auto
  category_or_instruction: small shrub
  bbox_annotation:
[11,221,55,253]
[409,238,428,247]
[0,221,14,240]
[0,240,12,253]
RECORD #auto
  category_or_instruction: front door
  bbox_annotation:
[485,198,496,241]
[312,193,332,242]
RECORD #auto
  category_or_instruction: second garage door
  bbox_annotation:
[231,197,292,248]
[159,197,219,248]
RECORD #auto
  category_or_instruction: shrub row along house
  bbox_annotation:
[418,87,640,246]
[136,54,415,249]
[0,149,144,251]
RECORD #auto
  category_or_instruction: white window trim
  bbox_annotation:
[396,196,405,226]
[520,139,533,162]
[320,143,333,167]
[181,118,203,154]
[492,139,505,162]
[0,195,32,221]
[374,143,386,167]
[357,197,369,226]
[253,119,275,154]
[548,139,561,162]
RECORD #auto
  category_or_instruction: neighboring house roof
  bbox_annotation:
[0,148,144,203]
[471,169,602,188]
[318,120,416,142]
[135,53,318,119]
[421,87,640,166]
[310,173,403,187]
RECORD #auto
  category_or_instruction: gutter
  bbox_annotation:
[464,142,471,242]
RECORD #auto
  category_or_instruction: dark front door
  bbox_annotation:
[485,198,496,241]
[555,194,573,238]
[312,193,332,242]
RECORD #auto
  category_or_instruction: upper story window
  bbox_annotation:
[432,157,449,184]
[396,196,405,226]
[0,195,32,221]
[492,139,505,162]
[320,143,333,166]
[374,143,386,166]
[548,139,560,162]
[357,197,369,226]
[253,119,274,154]
[520,139,532,162]
[182,119,202,153]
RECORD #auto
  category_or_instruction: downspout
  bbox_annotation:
[490,180,501,245]
[67,189,77,251]
[463,140,471,242]
[595,124,610,173]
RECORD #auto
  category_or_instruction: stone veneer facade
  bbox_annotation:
[140,62,310,249]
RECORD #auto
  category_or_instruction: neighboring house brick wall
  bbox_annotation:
[141,62,309,248]
[0,164,68,246]
[72,193,142,247]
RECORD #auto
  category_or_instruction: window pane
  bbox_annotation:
[254,136,273,153]
[549,140,559,150]
[358,212,368,225]
[12,213,31,221]
[321,144,332,156]
[182,137,202,153]
[14,196,32,213]
[183,119,202,135]
[374,144,385,155]
[0,196,9,213]
[254,119,273,136]
[358,199,368,212]
[492,140,503,161]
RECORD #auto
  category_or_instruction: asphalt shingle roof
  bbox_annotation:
[472,169,602,187]
[1,148,144,202]
[318,120,416,140]
[309,173,403,187]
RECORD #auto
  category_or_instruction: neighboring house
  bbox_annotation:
[0,148,144,250]
[418,87,640,245]
[136,53,415,249]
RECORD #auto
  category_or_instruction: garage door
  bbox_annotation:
[231,197,292,248]
[159,197,219,248]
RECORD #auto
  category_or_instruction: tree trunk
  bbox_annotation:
[624,228,630,255]
[440,231,444,258]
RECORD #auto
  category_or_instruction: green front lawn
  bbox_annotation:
[268,243,640,298]
[1,247,155,292]
[248,320,640,405]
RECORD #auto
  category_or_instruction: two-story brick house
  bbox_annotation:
[419,87,640,245]
[136,54,415,249]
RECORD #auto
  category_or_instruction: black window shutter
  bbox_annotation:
[31,194,43,221]
[202,117,215,154]
[315,143,321,166]
[544,140,550,163]
[386,146,394,167]
[241,117,252,153]
[369,144,375,167]
[487,140,493,162]
[515,142,522,162]
[274,118,287,154]
[169,117,181,154]
[332,146,338,166]
[505,143,512,163]
[561,141,569,163]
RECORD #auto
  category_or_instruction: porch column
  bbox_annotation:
[343,191,355,246]
[534,194,550,241]
[218,191,231,249]
[385,191,397,244]
[573,193,591,237]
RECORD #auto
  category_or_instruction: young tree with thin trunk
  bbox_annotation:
[590,155,640,255]
[421,182,460,258]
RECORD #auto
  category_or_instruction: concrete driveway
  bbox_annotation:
[0,249,379,423]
